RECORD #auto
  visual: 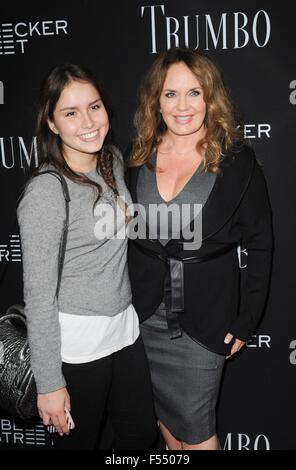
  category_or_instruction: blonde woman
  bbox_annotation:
[126,48,273,450]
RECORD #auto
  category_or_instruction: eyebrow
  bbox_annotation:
[59,98,101,112]
[163,87,202,92]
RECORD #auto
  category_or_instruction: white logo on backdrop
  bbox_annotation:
[237,246,248,269]
[289,339,296,364]
[0,235,21,262]
[244,124,271,139]
[0,20,68,55]
[0,419,52,446]
[223,433,271,450]
[247,335,271,348]
[289,80,296,105]
[141,6,271,53]
[0,136,38,169]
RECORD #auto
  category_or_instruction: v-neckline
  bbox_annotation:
[132,157,222,248]
[154,153,203,203]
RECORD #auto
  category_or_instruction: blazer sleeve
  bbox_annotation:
[229,156,273,341]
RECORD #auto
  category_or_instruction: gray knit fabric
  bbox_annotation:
[137,153,216,245]
[17,146,132,393]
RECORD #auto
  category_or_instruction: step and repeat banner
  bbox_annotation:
[0,0,295,450]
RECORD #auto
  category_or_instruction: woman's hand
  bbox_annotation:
[224,333,246,359]
[37,387,74,436]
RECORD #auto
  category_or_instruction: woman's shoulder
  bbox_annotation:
[222,142,257,175]
[105,143,122,161]
[107,144,126,178]
[18,165,65,210]
[28,168,64,193]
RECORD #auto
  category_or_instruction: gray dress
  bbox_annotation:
[137,154,225,445]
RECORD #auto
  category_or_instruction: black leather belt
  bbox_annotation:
[135,241,237,339]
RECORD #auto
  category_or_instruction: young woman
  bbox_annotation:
[126,48,273,450]
[17,64,157,450]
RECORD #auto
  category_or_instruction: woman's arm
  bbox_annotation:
[17,174,67,393]
[228,155,273,342]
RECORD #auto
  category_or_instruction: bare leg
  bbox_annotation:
[181,433,221,450]
[159,421,182,450]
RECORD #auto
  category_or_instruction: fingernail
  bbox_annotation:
[224,338,230,344]
[59,433,63,436]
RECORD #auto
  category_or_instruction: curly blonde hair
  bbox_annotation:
[129,48,243,173]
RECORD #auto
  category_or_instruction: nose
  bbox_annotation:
[176,94,189,112]
[81,111,94,129]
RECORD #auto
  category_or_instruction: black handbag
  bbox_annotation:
[0,170,70,420]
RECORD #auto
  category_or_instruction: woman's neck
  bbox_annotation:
[64,146,98,173]
[160,128,206,155]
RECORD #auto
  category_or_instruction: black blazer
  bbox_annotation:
[125,145,273,355]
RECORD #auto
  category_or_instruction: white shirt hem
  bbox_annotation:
[61,331,140,364]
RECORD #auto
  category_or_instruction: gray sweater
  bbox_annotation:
[137,153,216,244]
[17,146,132,393]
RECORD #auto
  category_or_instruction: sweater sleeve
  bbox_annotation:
[229,156,273,341]
[17,174,67,394]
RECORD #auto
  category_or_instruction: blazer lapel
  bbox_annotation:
[126,165,167,253]
[201,150,255,241]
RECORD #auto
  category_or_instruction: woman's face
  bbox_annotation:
[159,61,207,138]
[48,80,109,158]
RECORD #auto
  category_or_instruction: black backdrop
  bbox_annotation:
[0,0,295,450]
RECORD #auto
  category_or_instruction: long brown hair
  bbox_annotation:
[129,48,243,172]
[31,64,118,204]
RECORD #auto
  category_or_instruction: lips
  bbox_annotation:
[174,115,193,124]
[78,129,99,142]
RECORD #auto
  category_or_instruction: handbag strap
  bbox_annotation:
[33,170,70,298]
